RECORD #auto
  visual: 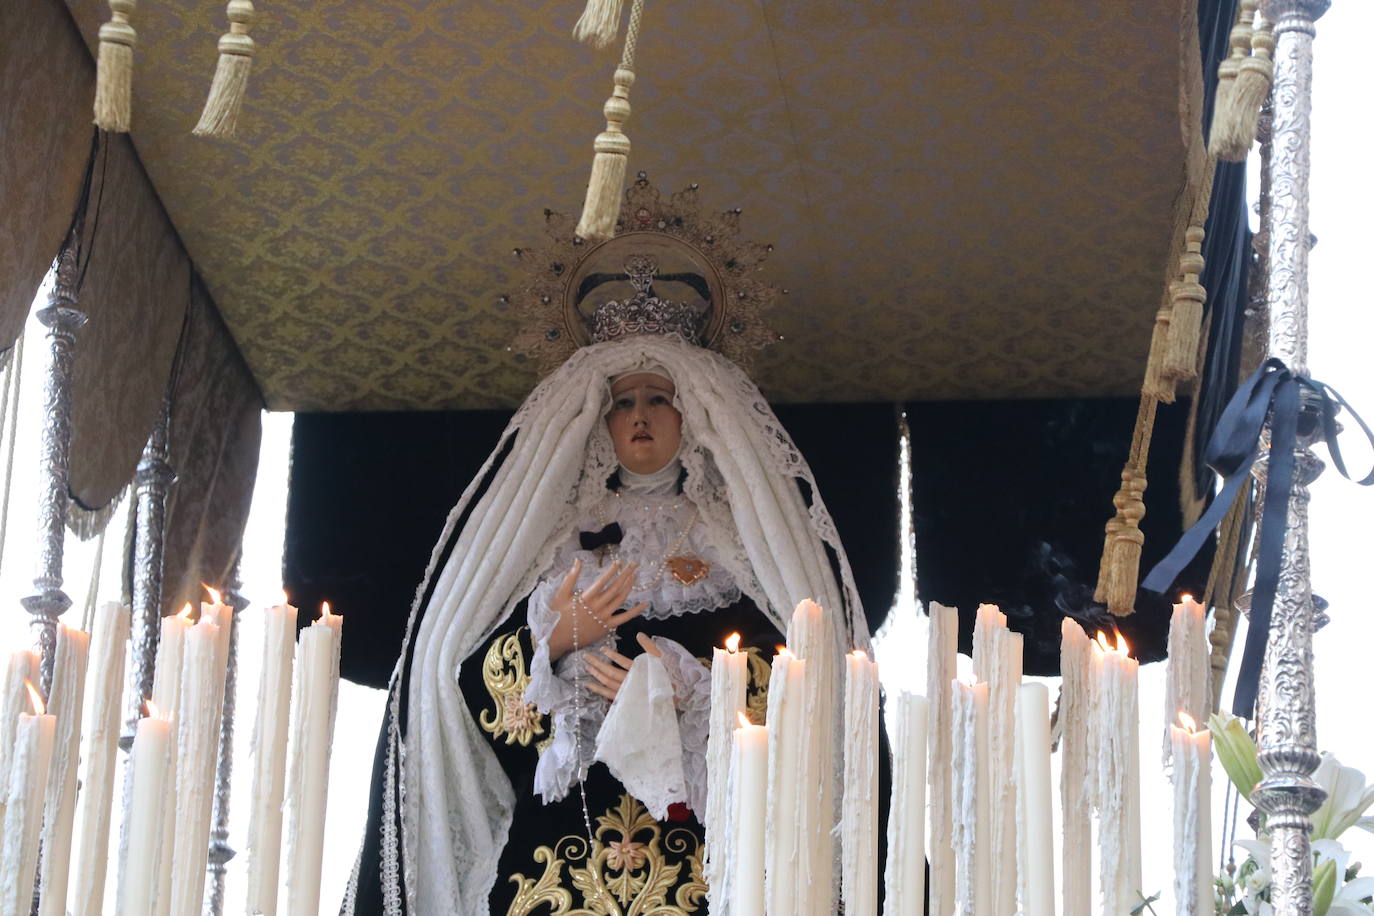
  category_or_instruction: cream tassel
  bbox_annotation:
[575,0,645,242]
[1208,0,1260,160]
[93,0,137,133]
[1164,226,1207,380]
[1140,303,1176,403]
[1214,19,1274,162]
[1103,469,1147,617]
[573,0,625,49]
[192,0,256,138]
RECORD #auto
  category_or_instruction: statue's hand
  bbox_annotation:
[585,633,661,702]
[547,558,648,660]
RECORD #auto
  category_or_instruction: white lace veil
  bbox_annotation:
[355,335,869,914]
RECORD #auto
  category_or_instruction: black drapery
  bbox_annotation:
[285,397,1209,686]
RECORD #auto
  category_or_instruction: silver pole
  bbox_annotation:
[121,398,175,748]
[1252,1,1330,913]
[206,563,245,915]
[21,244,87,694]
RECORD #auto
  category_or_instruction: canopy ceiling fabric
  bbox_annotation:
[157,277,264,618]
[68,133,191,518]
[62,0,1207,411]
[0,0,94,354]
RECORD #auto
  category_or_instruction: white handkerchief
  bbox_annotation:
[593,653,687,819]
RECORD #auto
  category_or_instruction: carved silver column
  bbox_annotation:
[206,565,245,916]
[122,398,176,748]
[21,245,87,693]
[1252,1,1330,913]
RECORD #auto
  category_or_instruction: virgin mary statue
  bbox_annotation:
[343,177,871,915]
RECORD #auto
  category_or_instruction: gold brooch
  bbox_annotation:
[666,556,709,585]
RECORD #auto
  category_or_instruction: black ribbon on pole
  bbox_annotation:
[1142,358,1374,718]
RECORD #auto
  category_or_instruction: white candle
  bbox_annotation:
[1164,596,1209,765]
[1015,683,1055,916]
[1171,713,1212,915]
[729,712,768,916]
[1059,619,1094,916]
[150,604,194,916]
[764,648,805,915]
[73,602,130,916]
[117,701,172,915]
[841,650,879,916]
[704,632,748,910]
[952,679,992,916]
[0,651,38,797]
[38,623,90,916]
[284,603,343,916]
[247,594,299,916]
[883,691,928,916]
[971,604,1021,914]
[785,598,837,916]
[926,602,958,916]
[0,683,55,916]
[168,615,226,916]
[1094,632,1142,915]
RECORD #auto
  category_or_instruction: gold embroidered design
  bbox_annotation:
[505,794,707,915]
[480,628,549,748]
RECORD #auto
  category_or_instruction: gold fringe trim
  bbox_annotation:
[93,0,137,133]
[193,0,256,138]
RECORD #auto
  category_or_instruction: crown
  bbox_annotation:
[506,173,783,374]
[589,255,709,345]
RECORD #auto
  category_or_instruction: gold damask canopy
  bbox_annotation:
[59,0,1205,411]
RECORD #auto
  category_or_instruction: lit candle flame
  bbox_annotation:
[203,584,223,606]
[1177,711,1198,732]
[736,711,752,728]
[725,633,741,653]
[850,649,868,661]
[279,590,290,607]
[320,601,333,620]
[776,646,794,660]
[1094,631,1113,653]
[175,603,194,621]
[1180,593,1195,604]
[1115,632,1131,657]
[145,698,162,719]
[24,680,44,717]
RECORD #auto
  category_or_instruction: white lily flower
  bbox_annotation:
[1312,754,1374,842]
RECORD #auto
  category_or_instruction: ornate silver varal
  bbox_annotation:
[206,565,246,916]
[122,397,176,747]
[1252,2,1331,913]
[21,244,87,693]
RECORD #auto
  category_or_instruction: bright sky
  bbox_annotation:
[0,4,1369,912]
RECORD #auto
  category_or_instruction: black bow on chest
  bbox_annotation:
[579,523,624,553]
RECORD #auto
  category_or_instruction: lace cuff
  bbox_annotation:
[524,580,612,804]
[654,637,712,816]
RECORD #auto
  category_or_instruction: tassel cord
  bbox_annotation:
[0,331,24,574]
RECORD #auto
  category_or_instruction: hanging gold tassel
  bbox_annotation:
[575,0,646,242]
[1164,226,1207,380]
[1103,469,1147,616]
[93,0,137,133]
[1094,510,1124,603]
[1208,0,1261,160]
[1141,302,1176,403]
[1214,19,1274,162]
[573,0,625,49]
[192,0,256,138]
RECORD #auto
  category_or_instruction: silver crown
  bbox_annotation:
[588,255,709,345]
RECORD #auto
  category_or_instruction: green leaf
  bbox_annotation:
[1209,712,1263,797]
[1130,891,1161,915]
[1313,856,1337,916]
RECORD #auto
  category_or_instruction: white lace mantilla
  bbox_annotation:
[525,476,730,815]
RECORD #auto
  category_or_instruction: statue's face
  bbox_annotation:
[606,373,683,475]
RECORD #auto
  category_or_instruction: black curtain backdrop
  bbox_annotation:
[285,397,1208,689]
